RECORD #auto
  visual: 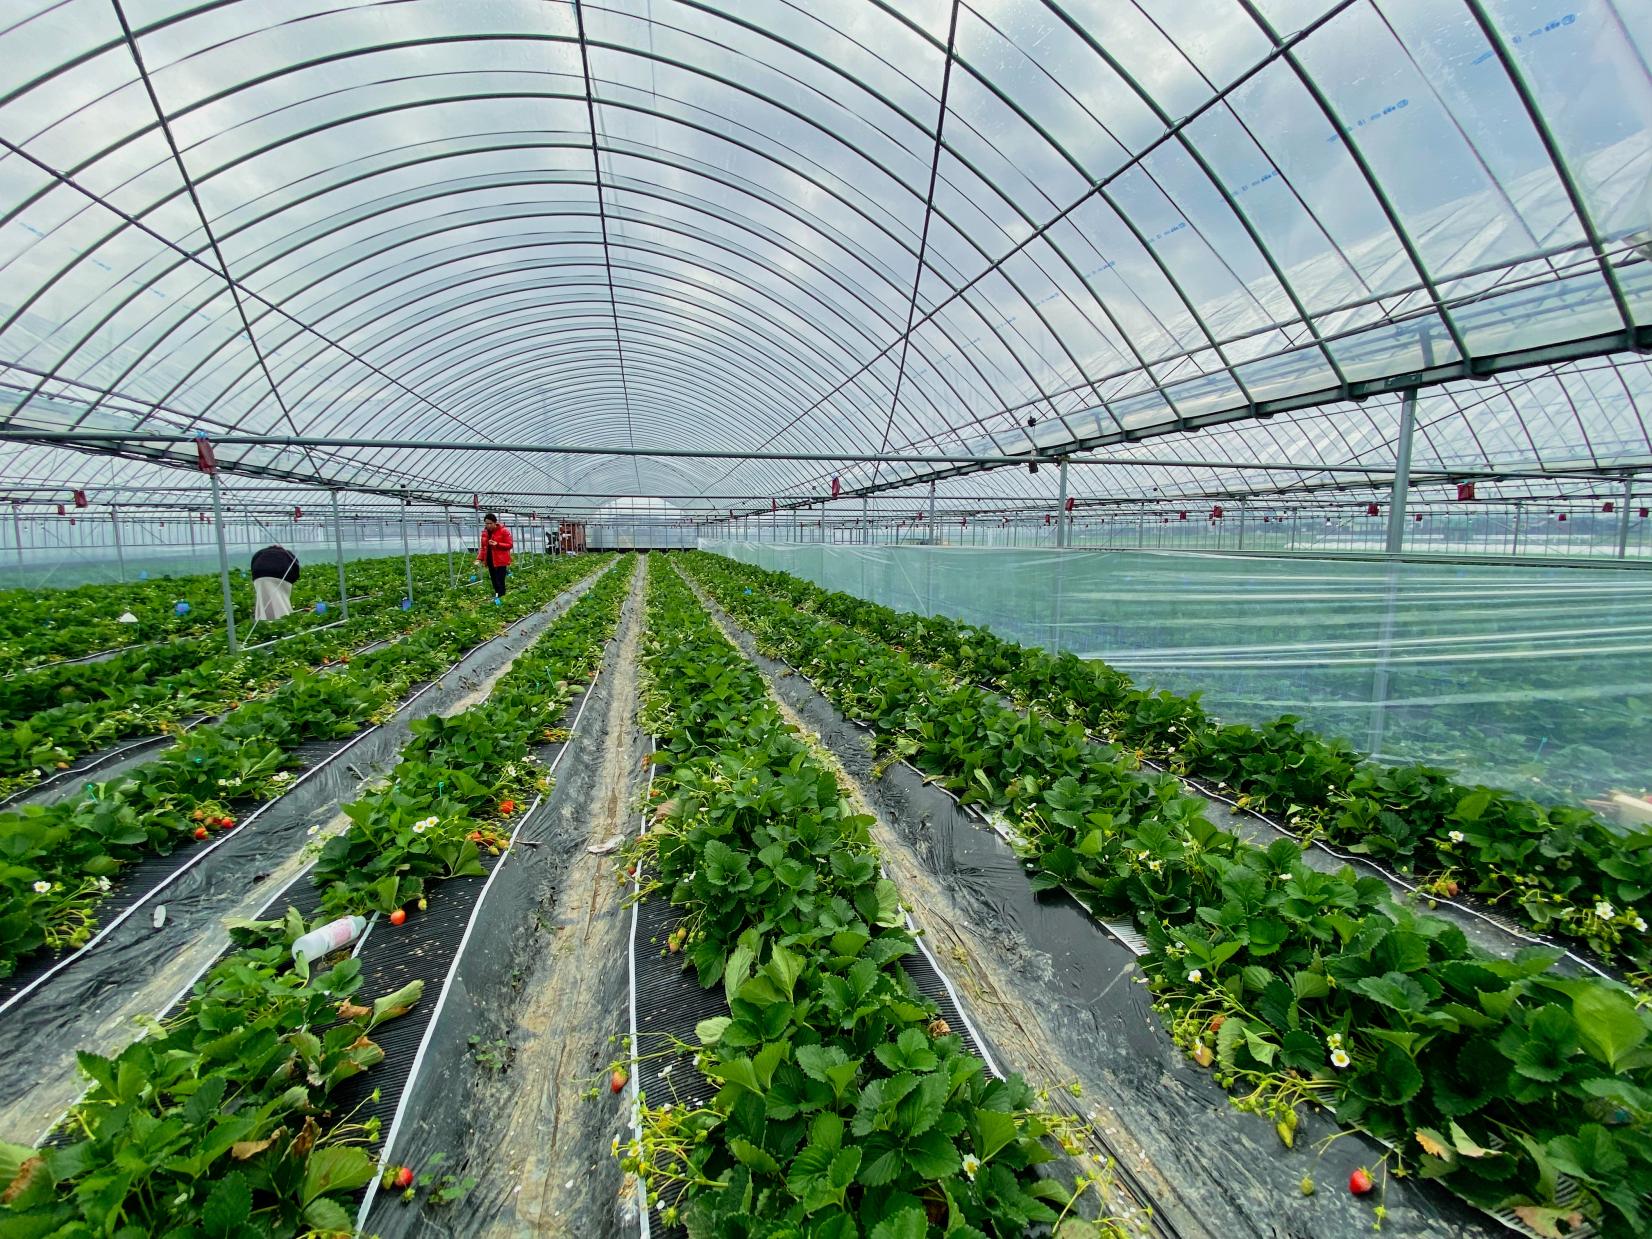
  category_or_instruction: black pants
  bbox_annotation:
[488,564,507,596]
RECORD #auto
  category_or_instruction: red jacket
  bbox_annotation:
[478,525,513,568]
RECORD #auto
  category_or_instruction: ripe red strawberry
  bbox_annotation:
[1348,1168,1373,1196]
[192,826,209,840]
[389,908,407,926]
[394,1166,414,1189]
[499,799,516,816]
[610,1069,627,1094]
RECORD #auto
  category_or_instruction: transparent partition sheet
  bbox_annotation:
[709,542,1652,811]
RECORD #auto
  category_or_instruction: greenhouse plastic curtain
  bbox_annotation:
[709,542,1652,812]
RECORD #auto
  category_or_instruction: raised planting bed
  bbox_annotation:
[0,549,457,671]
[0,558,459,804]
[683,553,1652,1239]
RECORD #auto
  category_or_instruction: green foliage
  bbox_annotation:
[0,922,416,1237]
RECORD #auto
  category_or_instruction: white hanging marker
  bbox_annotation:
[117,611,138,623]
[151,905,166,929]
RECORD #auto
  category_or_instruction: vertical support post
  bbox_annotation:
[1237,506,1246,551]
[1511,504,1522,556]
[400,496,414,604]
[1055,458,1069,548]
[926,481,937,546]
[11,504,24,571]
[208,471,237,653]
[111,505,126,582]
[1386,388,1417,555]
[1616,477,1633,559]
[330,491,350,620]
[444,504,456,586]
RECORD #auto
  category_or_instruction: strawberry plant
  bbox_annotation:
[0,908,423,1236]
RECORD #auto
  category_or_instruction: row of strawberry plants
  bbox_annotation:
[0,547,428,669]
[682,554,1652,1239]
[311,555,633,919]
[624,560,1111,1239]
[0,555,610,980]
[0,557,461,793]
[0,558,634,1237]
[0,914,426,1237]
[0,551,453,723]
[689,553,1652,976]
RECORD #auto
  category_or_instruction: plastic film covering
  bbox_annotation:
[0,3,1650,513]
[712,542,1652,812]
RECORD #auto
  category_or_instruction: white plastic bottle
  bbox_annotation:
[291,915,366,965]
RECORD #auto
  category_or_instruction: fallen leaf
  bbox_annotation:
[1415,1128,1452,1160]
[1512,1205,1585,1238]
[231,1131,281,1160]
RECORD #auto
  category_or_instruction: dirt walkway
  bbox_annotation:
[450,558,647,1239]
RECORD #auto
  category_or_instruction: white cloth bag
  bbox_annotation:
[254,576,293,621]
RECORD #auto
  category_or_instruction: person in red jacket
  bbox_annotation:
[477,513,513,600]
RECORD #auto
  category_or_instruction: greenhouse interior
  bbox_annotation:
[1,2,1651,1237]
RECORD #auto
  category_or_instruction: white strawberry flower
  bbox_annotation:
[1447,830,1465,843]
[1331,1048,1351,1069]
[1595,901,1616,920]
[32,880,52,894]
[962,1153,981,1181]
[1187,969,1202,984]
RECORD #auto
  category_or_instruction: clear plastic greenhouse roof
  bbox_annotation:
[0,0,1649,513]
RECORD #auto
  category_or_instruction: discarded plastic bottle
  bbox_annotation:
[314,600,328,615]
[400,597,413,610]
[174,601,191,616]
[291,915,366,966]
